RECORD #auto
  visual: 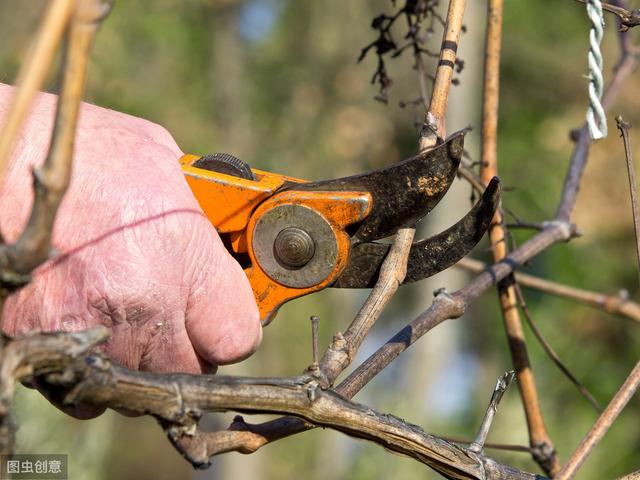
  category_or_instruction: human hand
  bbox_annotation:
[0,84,262,381]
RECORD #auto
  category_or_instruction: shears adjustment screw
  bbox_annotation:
[274,227,316,268]
[192,152,256,181]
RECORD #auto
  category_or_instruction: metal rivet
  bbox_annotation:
[274,227,315,268]
[252,204,338,288]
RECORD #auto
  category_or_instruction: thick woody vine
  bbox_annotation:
[0,1,638,479]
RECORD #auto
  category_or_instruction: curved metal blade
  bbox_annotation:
[283,131,466,242]
[333,177,500,288]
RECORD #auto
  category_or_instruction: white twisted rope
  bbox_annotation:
[585,0,607,140]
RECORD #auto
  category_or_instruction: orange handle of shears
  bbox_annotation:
[180,154,371,325]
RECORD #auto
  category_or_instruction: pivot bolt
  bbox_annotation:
[274,227,315,268]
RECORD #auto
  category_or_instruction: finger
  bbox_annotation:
[184,227,262,366]
[137,309,218,374]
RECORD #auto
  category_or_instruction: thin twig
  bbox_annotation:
[556,360,640,480]
[0,0,112,315]
[514,285,602,412]
[616,116,640,282]
[478,0,559,473]
[0,0,75,186]
[310,316,319,370]
[458,162,487,195]
[469,371,515,454]
[318,228,414,384]
[419,0,467,148]
[573,0,640,31]
[456,257,640,323]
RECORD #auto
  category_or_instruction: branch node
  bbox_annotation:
[231,414,247,428]
[419,112,440,148]
[331,331,347,353]
[74,0,114,26]
[531,441,558,475]
[619,8,640,32]
[541,220,578,241]
[70,326,110,350]
[166,427,211,469]
[616,114,632,131]
[433,288,465,318]
[606,289,630,314]
[83,352,110,371]
[306,379,320,403]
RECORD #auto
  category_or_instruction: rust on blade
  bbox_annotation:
[282,131,466,243]
[333,177,500,288]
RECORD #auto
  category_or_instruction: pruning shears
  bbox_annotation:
[180,131,500,325]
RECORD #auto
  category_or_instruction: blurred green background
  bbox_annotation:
[1,1,639,478]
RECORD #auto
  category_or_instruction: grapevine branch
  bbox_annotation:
[479,0,558,473]
[0,0,76,188]
[456,257,640,324]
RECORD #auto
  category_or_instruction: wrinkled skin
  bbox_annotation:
[0,84,262,383]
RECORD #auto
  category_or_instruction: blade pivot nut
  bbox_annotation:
[252,204,339,288]
[274,227,316,268]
